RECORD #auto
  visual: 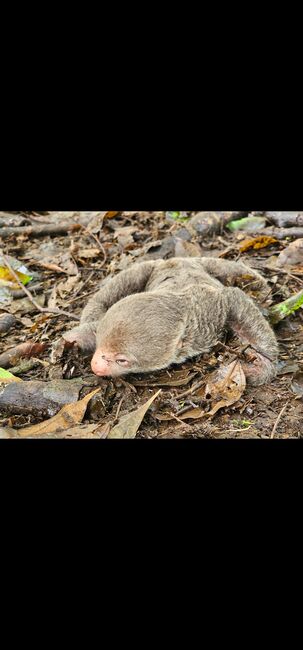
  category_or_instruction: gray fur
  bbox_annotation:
[63,257,279,385]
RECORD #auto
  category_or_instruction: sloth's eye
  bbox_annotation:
[116,358,129,366]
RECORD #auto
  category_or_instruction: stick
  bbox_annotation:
[82,227,107,266]
[1,253,80,321]
[270,402,289,439]
[0,222,82,239]
[268,289,303,325]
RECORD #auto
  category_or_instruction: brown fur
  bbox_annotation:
[63,257,279,385]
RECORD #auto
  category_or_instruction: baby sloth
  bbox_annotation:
[63,257,279,386]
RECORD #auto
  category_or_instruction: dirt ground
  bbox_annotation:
[0,211,302,438]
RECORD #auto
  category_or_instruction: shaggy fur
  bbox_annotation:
[63,257,279,385]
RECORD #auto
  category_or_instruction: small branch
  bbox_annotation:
[82,226,107,266]
[0,222,82,239]
[1,253,80,321]
[268,289,303,325]
[221,342,275,364]
[274,268,303,286]
[8,358,42,374]
[270,402,289,439]
[177,379,205,400]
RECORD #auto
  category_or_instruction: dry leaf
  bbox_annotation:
[156,360,246,422]
[77,248,101,259]
[108,389,161,438]
[17,388,100,437]
[240,236,278,253]
[56,275,82,298]
[105,211,120,219]
[276,239,303,267]
[290,371,303,398]
[33,261,69,274]
[33,253,78,276]
[9,294,45,314]
[114,226,137,248]
[0,427,18,438]
[48,286,58,309]
[174,239,202,258]
[205,360,246,416]
[19,316,35,328]
[35,423,111,439]
[114,227,137,238]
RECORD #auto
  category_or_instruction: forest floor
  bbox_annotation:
[0,211,302,439]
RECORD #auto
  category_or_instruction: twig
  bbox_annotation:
[227,343,274,364]
[0,222,82,239]
[169,413,192,427]
[114,397,125,420]
[82,227,107,267]
[20,213,52,224]
[224,426,253,434]
[270,402,289,439]
[8,359,41,374]
[241,345,274,362]
[65,289,97,305]
[274,268,303,286]
[177,379,205,400]
[1,253,80,321]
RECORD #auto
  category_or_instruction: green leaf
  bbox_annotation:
[0,266,32,286]
[0,367,20,381]
[269,289,303,325]
[166,211,191,223]
[227,216,266,232]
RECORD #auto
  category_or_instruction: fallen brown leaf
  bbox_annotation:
[36,423,111,439]
[17,388,100,437]
[205,360,246,417]
[290,371,303,398]
[9,294,45,314]
[105,211,120,219]
[174,239,202,257]
[77,248,101,259]
[108,389,161,438]
[34,261,70,274]
[56,275,82,298]
[276,238,303,267]
[155,360,246,422]
[240,236,278,252]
